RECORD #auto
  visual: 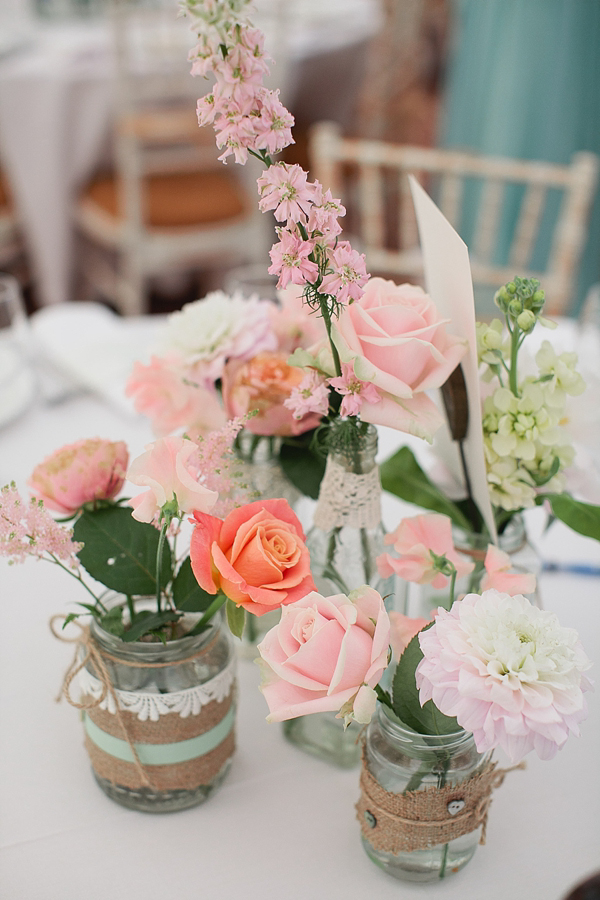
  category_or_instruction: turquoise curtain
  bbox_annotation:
[440,0,600,314]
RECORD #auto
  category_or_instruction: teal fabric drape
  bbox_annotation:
[440,0,600,314]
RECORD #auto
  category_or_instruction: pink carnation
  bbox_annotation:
[416,590,592,762]
[377,513,474,588]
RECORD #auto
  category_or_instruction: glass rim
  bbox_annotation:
[378,701,473,749]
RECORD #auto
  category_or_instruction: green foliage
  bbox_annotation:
[121,609,182,643]
[74,507,172,596]
[226,598,246,639]
[392,629,459,736]
[99,605,125,638]
[280,433,327,499]
[538,493,600,542]
[172,556,215,612]
[380,446,471,532]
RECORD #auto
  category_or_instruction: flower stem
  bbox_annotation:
[48,555,106,610]
[509,321,520,396]
[318,294,343,378]
[374,684,393,710]
[447,567,457,610]
[156,522,168,613]
[194,593,227,632]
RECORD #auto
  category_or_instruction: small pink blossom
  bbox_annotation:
[307,184,345,237]
[416,590,593,762]
[377,513,474,588]
[268,229,319,289]
[0,483,81,567]
[481,544,537,596]
[284,370,330,420]
[188,417,248,516]
[258,163,315,223]
[329,361,381,417]
[127,437,218,524]
[253,89,295,156]
[319,241,369,305]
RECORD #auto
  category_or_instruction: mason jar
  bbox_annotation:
[79,606,236,813]
[358,704,491,882]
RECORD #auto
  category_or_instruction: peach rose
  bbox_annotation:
[190,498,315,616]
[28,438,128,514]
[257,586,391,723]
[127,436,218,523]
[222,352,322,436]
[332,278,466,441]
[126,356,227,437]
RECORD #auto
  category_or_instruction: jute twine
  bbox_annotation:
[50,616,234,792]
[357,753,525,854]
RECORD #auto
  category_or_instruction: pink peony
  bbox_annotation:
[332,278,466,441]
[127,436,218,523]
[222,352,323,436]
[257,586,391,723]
[28,439,128,515]
[481,544,537,596]
[190,498,315,616]
[416,590,592,762]
[377,513,474,588]
[126,356,227,437]
[389,611,431,660]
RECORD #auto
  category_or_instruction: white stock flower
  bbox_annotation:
[476,319,508,366]
[536,341,586,409]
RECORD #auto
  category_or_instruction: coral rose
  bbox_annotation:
[126,356,227,437]
[257,586,391,723]
[190,498,315,616]
[127,436,218,523]
[222,352,323,436]
[331,278,466,441]
[29,438,128,514]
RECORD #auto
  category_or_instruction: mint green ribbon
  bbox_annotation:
[83,705,235,766]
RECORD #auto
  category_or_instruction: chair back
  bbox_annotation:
[310,122,599,314]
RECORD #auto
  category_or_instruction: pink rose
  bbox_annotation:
[222,352,322,436]
[481,544,537,596]
[28,438,128,514]
[332,278,466,441]
[389,611,431,660]
[125,356,227,437]
[127,436,218,523]
[377,513,474,588]
[190,498,315,616]
[257,586,391,723]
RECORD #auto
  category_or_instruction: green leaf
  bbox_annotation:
[226,598,246,639]
[73,507,172,596]
[121,610,182,643]
[530,455,560,487]
[99,605,125,638]
[172,556,215,612]
[538,493,600,542]
[392,629,459,736]
[380,446,472,531]
[279,439,326,500]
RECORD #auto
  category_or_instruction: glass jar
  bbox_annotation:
[359,704,491,882]
[408,513,541,619]
[79,607,236,813]
[284,424,397,767]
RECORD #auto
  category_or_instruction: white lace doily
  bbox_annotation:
[78,656,236,722]
[313,457,382,530]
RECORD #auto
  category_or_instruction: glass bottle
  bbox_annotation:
[408,513,542,619]
[283,423,397,767]
[359,704,491,882]
[81,605,235,813]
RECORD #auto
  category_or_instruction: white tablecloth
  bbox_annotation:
[0,1,382,307]
[0,313,599,900]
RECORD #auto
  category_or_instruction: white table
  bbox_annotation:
[0,1,382,308]
[1,320,599,900]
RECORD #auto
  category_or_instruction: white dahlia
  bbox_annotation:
[416,590,592,762]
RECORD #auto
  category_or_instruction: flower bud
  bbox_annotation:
[517,309,536,331]
[509,298,523,316]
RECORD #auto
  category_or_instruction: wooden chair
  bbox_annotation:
[310,122,599,314]
[74,0,260,316]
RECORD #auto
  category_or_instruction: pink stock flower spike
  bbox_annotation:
[284,371,330,420]
[253,90,295,156]
[329,362,381,417]
[318,242,369,305]
[258,163,316,223]
[268,229,319,289]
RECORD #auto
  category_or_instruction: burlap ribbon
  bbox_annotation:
[51,617,235,792]
[357,755,525,854]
